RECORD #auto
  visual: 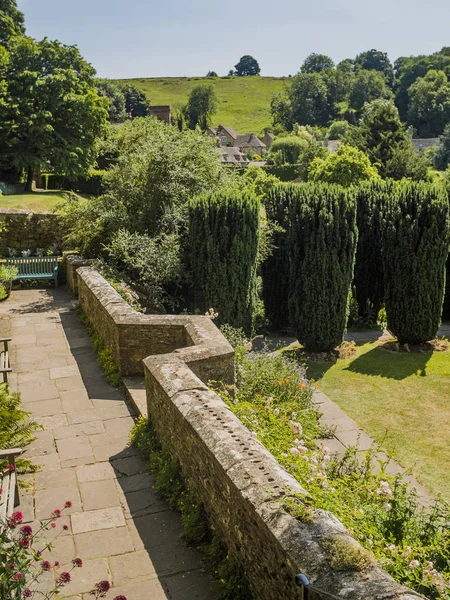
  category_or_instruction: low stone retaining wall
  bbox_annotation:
[0,209,65,256]
[67,255,422,600]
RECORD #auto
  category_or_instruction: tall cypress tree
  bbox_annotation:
[288,183,358,352]
[381,182,450,345]
[262,183,296,330]
[189,190,260,335]
[353,180,391,320]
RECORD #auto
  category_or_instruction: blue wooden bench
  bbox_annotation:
[5,257,59,288]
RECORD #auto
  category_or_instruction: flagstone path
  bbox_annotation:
[0,288,215,600]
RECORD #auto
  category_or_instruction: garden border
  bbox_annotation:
[66,254,423,600]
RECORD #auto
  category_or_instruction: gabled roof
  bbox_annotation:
[207,127,217,135]
[234,134,266,149]
[218,124,238,139]
[218,147,249,164]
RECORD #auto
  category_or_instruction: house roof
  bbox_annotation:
[218,125,238,140]
[234,134,266,149]
[218,147,249,164]
[207,127,217,135]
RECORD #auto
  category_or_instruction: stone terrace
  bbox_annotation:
[0,288,215,600]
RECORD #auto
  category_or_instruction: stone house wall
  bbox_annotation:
[66,255,422,600]
[0,210,65,256]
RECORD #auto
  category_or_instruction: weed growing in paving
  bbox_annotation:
[216,347,450,598]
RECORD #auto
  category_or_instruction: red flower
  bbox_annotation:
[54,561,60,567]
[7,511,23,527]
[113,596,128,600]
[64,500,72,508]
[96,581,110,592]
[23,590,32,598]
[8,464,15,471]
[50,509,62,518]
[63,525,69,531]
[57,572,71,585]
[72,558,83,568]
[11,572,23,581]
[0,487,3,494]
[20,525,33,537]
[7,563,15,569]
[51,522,56,528]
[19,537,30,548]
[41,561,52,571]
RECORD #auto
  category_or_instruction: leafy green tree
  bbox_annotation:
[308,145,380,186]
[349,69,393,113]
[120,85,150,118]
[0,0,25,46]
[434,122,450,170]
[183,84,217,130]
[301,53,334,73]
[234,55,260,76]
[273,72,331,129]
[355,49,394,85]
[327,120,351,140]
[0,37,108,190]
[95,79,126,123]
[270,136,307,164]
[407,70,450,137]
[189,190,260,334]
[206,71,218,77]
[297,138,328,180]
[288,183,358,352]
[381,182,450,345]
[354,99,427,180]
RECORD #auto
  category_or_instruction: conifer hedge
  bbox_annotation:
[189,190,260,335]
[288,183,358,352]
[262,183,296,330]
[353,180,390,320]
[381,181,450,345]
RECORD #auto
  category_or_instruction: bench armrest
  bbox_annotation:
[0,338,12,343]
[0,448,23,458]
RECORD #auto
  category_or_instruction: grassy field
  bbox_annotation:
[306,342,450,501]
[115,76,287,134]
[0,192,68,212]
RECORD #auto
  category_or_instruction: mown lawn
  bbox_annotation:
[0,192,68,212]
[115,76,287,134]
[306,342,450,501]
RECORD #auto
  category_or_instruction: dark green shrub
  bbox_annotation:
[288,183,358,352]
[189,190,260,335]
[353,180,392,320]
[381,181,450,344]
[261,164,299,181]
[261,183,296,330]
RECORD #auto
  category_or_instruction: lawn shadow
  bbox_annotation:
[345,345,433,380]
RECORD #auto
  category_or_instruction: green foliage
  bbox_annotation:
[223,349,450,598]
[354,49,394,85]
[234,55,260,76]
[261,164,300,181]
[183,84,217,130]
[238,165,280,200]
[219,324,249,349]
[288,183,358,352]
[95,78,126,123]
[309,144,380,186]
[0,37,108,188]
[301,53,335,73]
[275,72,331,129]
[270,135,307,164]
[120,84,151,117]
[381,181,450,344]
[349,69,393,113]
[130,417,251,600]
[434,122,450,171]
[206,71,218,78]
[262,183,295,330]
[327,120,351,140]
[0,0,25,46]
[407,70,450,137]
[353,181,389,319]
[189,190,260,335]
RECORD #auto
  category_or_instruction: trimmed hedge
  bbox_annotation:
[381,181,450,345]
[353,180,391,320]
[189,190,260,335]
[43,170,107,196]
[262,183,296,330]
[288,183,358,352]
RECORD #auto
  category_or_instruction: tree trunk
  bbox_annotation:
[24,167,34,192]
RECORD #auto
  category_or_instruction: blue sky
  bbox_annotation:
[18,0,450,79]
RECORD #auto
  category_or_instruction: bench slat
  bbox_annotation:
[7,470,16,516]
[0,473,7,520]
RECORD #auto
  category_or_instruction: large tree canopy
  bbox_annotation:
[349,69,393,113]
[0,36,108,189]
[0,0,25,46]
[301,53,335,73]
[95,79,126,123]
[234,55,260,76]
[355,49,394,85]
[407,70,450,137]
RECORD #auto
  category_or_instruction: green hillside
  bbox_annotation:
[115,76,287,134]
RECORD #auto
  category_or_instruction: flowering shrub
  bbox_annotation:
[217,348,450,599]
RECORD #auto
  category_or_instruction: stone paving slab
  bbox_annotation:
[0,288,215,600]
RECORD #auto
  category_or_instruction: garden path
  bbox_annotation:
[0,288,215,600]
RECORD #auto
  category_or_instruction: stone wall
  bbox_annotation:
[67,255,422,600]
[0,210,65,256]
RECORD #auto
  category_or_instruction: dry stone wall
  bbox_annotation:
[0,210,65,256]
[66,254,423,600]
